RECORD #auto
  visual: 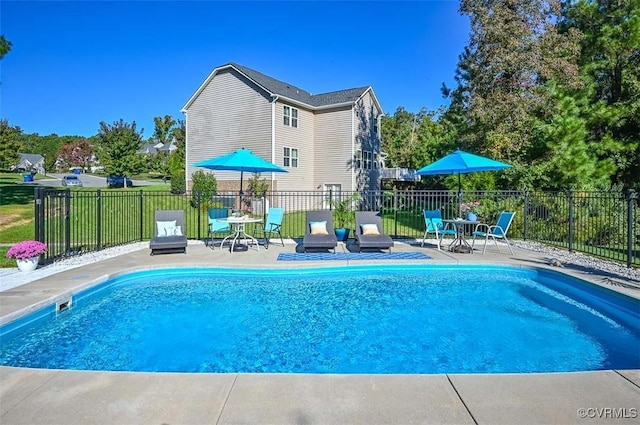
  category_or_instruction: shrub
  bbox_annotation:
[190,170,218,209]
[170,170,185,194]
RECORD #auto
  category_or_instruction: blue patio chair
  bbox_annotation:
[471,211,515,255]
[255,207,285,249]
[207,208,231,248]
[421,210,456,250]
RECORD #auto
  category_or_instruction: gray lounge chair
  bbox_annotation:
[303,210,337,253]
[150,210,188,255]
[355,211,394,252]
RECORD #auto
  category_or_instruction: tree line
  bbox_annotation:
[381,0,639,192]
[0,116,186,192]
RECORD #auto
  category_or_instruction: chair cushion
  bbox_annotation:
[310,221,329,235]
[357,234,394,249]
[156,220,177,237]
[150,235,187,250]
[361,223,380,236]
[303,233,338,249]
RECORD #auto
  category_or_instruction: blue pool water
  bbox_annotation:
[1,265,638,374]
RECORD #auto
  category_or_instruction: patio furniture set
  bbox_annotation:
[147,146,512,256]
[150,208,515,256]
[423,210,516,255]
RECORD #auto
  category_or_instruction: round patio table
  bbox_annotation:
[218,217,263,252]
[442,219,480,254]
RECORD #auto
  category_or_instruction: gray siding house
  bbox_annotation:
[181,63,383,196]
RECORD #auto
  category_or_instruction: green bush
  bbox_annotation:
[170,170,185,194]
[190,170,217,209]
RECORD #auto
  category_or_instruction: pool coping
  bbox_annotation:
[1,241,639,424]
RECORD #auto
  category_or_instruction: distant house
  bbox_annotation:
[139,137,178,155]
[159,137,178,153]
[15,153,45,174]
[181,62,383,196]
[137,143,158,155]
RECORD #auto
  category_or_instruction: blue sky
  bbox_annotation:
[1,1,470,139]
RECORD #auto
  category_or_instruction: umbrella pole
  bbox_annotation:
[239,171,244,211]
[458,173,462,218]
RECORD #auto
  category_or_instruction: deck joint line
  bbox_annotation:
[446,374,479,425]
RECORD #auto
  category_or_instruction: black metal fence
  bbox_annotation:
[34,187,638,267]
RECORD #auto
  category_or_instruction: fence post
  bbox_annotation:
[568,189,574,252]
[627,189,635,268]
[523,191,529,241]
[139,190,144,242]
[394,190,398,237]
[197,194,202,241]
[64,189,71,255]
[34,187,44,243]
[96,189,102,251]
[34,187,45,264]
[262,192,267,224]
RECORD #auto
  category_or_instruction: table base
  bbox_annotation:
[221,225,260,252]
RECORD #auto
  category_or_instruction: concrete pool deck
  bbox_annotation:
[1,240,639,425]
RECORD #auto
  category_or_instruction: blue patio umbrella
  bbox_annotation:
[417,150,512,216]
[417,149,512,193]
[193,148,288,198]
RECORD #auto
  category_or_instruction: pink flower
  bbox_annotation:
[6,241,48,260]
[460,201,480,213]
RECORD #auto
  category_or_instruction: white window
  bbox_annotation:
[364,151,373,170]
[283,147,298,168]
[283,106,298,128]
[355,150,362,168]
[373,115,379,136]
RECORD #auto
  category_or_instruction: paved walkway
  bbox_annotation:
[1,240,639,425]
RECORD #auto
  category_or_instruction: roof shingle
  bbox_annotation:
[229,62,370,108]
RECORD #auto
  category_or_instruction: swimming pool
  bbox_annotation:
[1,265,638,374]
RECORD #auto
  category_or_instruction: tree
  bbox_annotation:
[381,107,448,171]
[152,115,177,146]
[0,35,11,60]
[561,0,640,190]
[455,0,582,165]
[57,138,95,172]
[94,119,144,186]
[533,83,615,189]
[170,119,186,194]
[149,115,179,177]
[243,172,270,211]
[0,119,22,170]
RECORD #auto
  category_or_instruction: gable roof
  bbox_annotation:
[18,153,44,165]
[137,143,157,155]
[182,62,382,112]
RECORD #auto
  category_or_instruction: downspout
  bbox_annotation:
[271,95,279,189]
[376,113,385,191]
[184,112,189,191]
[351,105,355,191]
